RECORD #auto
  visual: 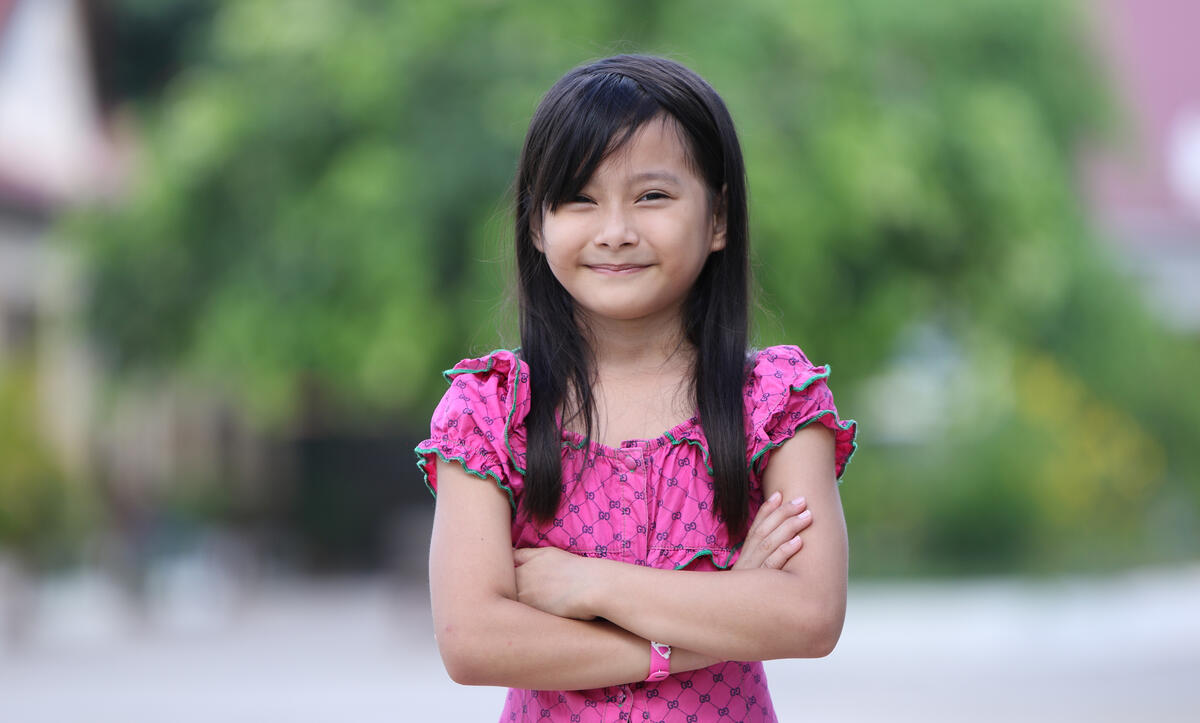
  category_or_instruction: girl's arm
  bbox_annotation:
[430,459,724,690]
[515,424,848,662]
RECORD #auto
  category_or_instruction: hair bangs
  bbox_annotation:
[533,72,663,213]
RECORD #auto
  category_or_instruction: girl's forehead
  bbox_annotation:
[590,117,699,184]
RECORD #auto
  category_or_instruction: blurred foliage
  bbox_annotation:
[64,0,1200,574]
[0,361,81,563]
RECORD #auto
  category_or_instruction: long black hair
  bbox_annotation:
[514,54,752,536]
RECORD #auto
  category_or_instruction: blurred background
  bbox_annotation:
[1,0,1197,720]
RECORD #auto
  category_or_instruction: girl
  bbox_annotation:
[415,54,857,722]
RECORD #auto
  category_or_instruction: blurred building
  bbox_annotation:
[0,0,117,479]
[1084,0,1200,330]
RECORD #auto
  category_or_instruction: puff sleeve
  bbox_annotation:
[745,345,858,482]
[414,349,530,511]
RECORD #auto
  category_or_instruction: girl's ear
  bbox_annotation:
[709,184,728,252]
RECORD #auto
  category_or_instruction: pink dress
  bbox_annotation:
[416,345,857,722]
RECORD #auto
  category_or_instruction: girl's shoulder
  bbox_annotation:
[443,347,526,378]
[441,347,528,391]
[437,347,532,433]
[745,344,818,379]
[434,348,531,428]
[743,344,858,480]
[743,344,828,401]
[415,349,531,509]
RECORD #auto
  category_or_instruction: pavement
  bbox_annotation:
[1,559,1198,722]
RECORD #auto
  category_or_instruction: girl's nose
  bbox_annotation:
[594,207,639,248]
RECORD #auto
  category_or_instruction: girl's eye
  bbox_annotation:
[639,191,668,201]
[570,195,593,204]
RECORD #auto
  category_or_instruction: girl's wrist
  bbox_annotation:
[668,647,723,675]
[578,556,616,619]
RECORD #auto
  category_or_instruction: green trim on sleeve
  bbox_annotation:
[670,546,740,570]
[505,361,526,475]
[790,364,832,393]
[442,353,497,382]
[748,409,858,480]
[414,446,518,512]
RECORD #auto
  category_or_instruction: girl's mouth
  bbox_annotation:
[587,264,649,274]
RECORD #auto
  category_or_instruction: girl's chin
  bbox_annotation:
[576,302,685,325]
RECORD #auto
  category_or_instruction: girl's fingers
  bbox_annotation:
[736,495,810,570]
[738,494,780,568]
[763,534,803,569]
[750,494,803,540]
[755,509,814,567]
[750,498,807,550]
[746,491,782,539]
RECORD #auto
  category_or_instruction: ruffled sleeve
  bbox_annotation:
[745,345,858,482]
[413,349,530,511]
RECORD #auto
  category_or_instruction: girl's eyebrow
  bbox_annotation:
[627,171,683,185]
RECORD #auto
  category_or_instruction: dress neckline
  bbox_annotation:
[558,414,701,453]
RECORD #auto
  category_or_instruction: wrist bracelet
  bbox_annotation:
[646,641,671,682]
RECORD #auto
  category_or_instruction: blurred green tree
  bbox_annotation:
[66,0,1199,573]
[0,362,75,563]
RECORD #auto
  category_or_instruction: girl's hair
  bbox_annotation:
[515,54,751,536]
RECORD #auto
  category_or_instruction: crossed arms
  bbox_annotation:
[428,424,848,690]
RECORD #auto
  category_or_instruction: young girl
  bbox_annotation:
[415,54,857,722]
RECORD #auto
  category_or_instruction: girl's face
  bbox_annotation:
[535,115,726,329]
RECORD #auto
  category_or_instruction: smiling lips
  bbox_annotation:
[587,264,650,274]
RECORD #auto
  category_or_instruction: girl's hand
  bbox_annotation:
[513,546,602,621]
[732,491,813,570]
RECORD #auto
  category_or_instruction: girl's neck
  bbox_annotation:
[571,309,697,445]
[581,308,693,374]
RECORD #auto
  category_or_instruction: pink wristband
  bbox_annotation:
[646,641,671,682]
